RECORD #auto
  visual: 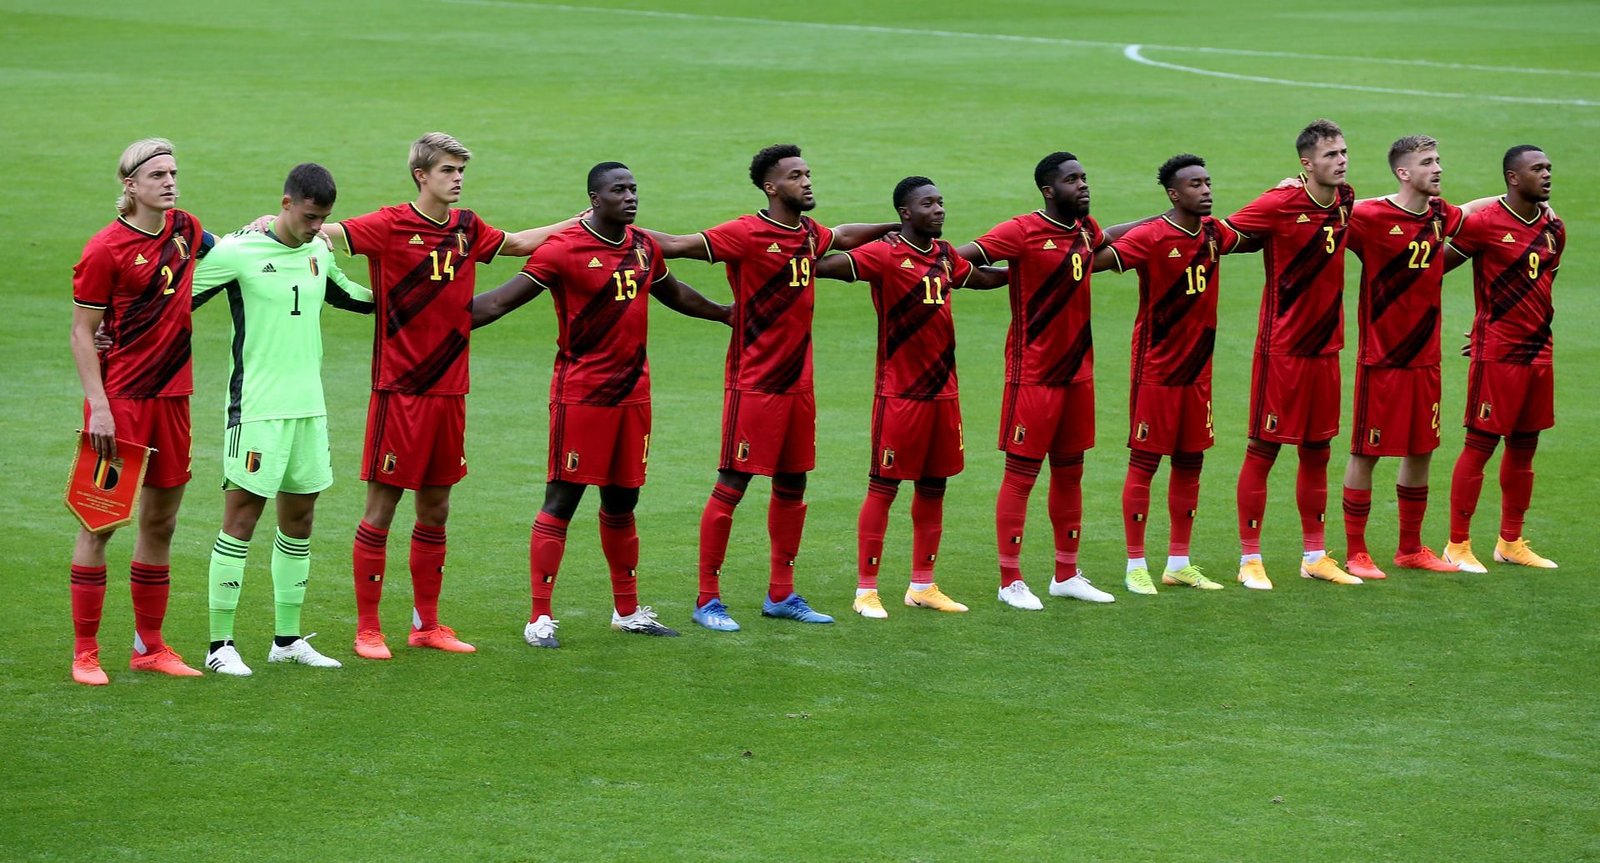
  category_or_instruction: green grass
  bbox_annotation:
[3,1,1598,860]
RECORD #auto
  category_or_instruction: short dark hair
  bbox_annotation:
[1387,135,1438,172]
[1034,151,1078,189]
[750,144,802,188]
[1157,154,1206,189]
[1296,119,1344,156]
[587,161,630,193]
[1502,144,1544,176]
[893,176,936,210]
[284,163,336,207]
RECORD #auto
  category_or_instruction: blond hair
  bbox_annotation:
[115,137,175,215]
[408,132,471,188]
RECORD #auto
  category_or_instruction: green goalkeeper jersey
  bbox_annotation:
[193,223,373,426]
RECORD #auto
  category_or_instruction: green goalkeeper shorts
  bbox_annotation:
[222,416,333,497]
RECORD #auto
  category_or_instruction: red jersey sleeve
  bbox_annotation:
[1108,222,1155,273]
[1346,200,1375,256]
[1087,218,1106,249]
[845,242,886,283]
[1216,216,1243,253]
[971,218,1024,265]
[647,236,671,284]
[71,239,116,309]
[948,244,975,286]
[1439,200,1466,241]
[815,221,837,256]
[466,211,507,264]
[520,237,565,290]
[340,209,391,258]
[1449,209,1491,256]
[701,218,751,263]
[1223,190,1280,237]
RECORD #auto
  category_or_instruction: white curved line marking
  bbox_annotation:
[1124,44,1598,108]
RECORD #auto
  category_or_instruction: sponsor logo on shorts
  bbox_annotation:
[1368,428,1382,447]
[382,452,397,474]
[565,451,580,471]
[1135,421,1149,442]
[736,440,751,462]
[92,456,123,491]
[245,451,262,473]
[1264,414,1279,433]
[880,448,895,468]
[1011,424,1026,444]
[1478,402,1493,421]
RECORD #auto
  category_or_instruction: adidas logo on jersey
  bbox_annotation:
[900,258,915,269]
[408,234,424,245]
[767,243,782,253]
[261,263,276,273]
[1168,248,1181,258]
[1042,239,1057,250]
[587,257,602,268]
[1295,214,1311,223]
[134,254,148,265]
[1501,232,1516,242]
[1389,225,1403,235]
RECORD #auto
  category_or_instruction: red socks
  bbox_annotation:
[1296,442,1331,552]
[70,564,107,654]
[598,509,639,616]
[1450,430,1498,543]
[128,561,169,654]
[529,512,569,620]
[352,520,389,633]
[1500,432,1538,542]
[996,454,1041,586]
[409,523,446,630]
[697,482,744,606]
[1122,451,1159,559]
[910,481,945,586]
[1342,486,1372,557]
[1168,451,1203,557]
[768,479,807,602]
[856,479,898,590]
[1047,454,1084,582]
[1236,441,1277,555]
[1396,484,1428,555]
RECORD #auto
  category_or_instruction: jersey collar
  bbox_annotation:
[1160,214,1201,237]
[1381,195,1430,217]
[116,212,167,238]
[1300,177,1338,210]
[408,201,452,227]
[581,219,629,247]
[1034,210,1080,231]
[757,210,804,231]
[1497,196,1542,226]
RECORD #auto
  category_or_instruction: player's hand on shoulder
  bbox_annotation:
[92,322,112,352]
[242,214,274,234]
[1273,176,1304,191]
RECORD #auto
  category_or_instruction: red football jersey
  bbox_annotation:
[520,222,667,407]
[972,211,1104,386]
[72,209,204,398]
[700,212,835,394]
[1223,184,1356,357]
[1449,198,1564,366]
[1347,196,1465,368]
[843,236,974,400]
[1108,215,1242,386]
[341,203,506,395]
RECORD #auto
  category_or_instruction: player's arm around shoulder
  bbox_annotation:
[322,246,374,313]
[653,271,731,325]
[192,231,244,309]
[814,250,857,283]
[830,222,897,251]
[643,228,714,261]
[501,213,586,257]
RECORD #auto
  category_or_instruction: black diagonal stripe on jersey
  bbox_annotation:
[1368,218,1439,322]
[1150,238,1213,347]
[386,230,464,337]
[581,345,647,407]
[752,332,810,392]
[1486,233,1553,323]
[1503,313,1553,365]
[740,259,803,348]
[1298,292,1343,356]
[1165,326,1216,386]
[566,261,636,361]
[1276,209,1344,315]
[1023,250,1084,344]
[118,215,196,347]
[901,341,957,400]
[1377,308,1437,368]
[1039,323,1093,384]
[121,327,193,398]
[883,262,947,359]
[392,329,468,393]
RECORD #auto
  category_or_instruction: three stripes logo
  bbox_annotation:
[261,263,276,273]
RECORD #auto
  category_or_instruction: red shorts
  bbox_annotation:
[720,389,815,476]
[1249,353,1340,444]
[548,401,650,488]
[1129,379,1214,455]
[361,392,467,490]
[88,397,192,488]
[998,381,1095,459]
[1465,361,1554,436]
[1351,364,1442,456]
[870,396,964,480]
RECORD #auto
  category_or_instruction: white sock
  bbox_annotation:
[855,587,877,597]
[1240,553,1263,565]
[1167,555,1190,571]
[908,581,933,592]
[1126,557,1147,572]
[1303,549,1326,563]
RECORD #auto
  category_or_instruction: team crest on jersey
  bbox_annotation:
[408,234,424,245]
[1546,232,1557,252]
[1135,422,1150,442]
[1368,428,1382,447]
[1042,239,1057,250]
[1339,206,1348,225]
[172,235,190,259]
[245,451,262,474]
[1264,414,1279,433]
[767,243,782,253]
[880,448,895,468]
[1208,240,1218,261]
[565,451,580,471]
[635,248,649,269]
[587,257,602,268]
[1478,402,1493,421]
[941,258,952,279]
[134,253,149,265]
[381,452,397,474]
[1167,248,1181,258]
[807,235,817,256]
[1501,232,1515,243]
[900,258,914,269]
[1080,230,1091,247]
[1295,214,1311,224]
[309,256,319,277]
[1389,225,1403,235]
[456,231,468,255]
[1432,219,1443,241]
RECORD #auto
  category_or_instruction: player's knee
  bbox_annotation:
[1173,450,1204,472]
[773,471,807,496]
[913,477,946,498]
[716,469,752,494]
[540,482,584,521]
[598,485,640,515]
[1507,431,1539,451]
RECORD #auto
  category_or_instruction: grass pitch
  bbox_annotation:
[2,2,1597,860]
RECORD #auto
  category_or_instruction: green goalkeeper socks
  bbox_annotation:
[272,529,311,638]
[209,531,249,641]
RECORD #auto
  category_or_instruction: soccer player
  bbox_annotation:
[315,132,575,659]
[191,164,374,676]
[1440,146,1563,572]
[1093,154,1248,595]
[813,176,1008,618]
[471,162,731,647]
[68,138,209,684]
[647,144,894,632]
[1338,136,1467,579]
[1221,119,1362,589]
[954,151,1118,608]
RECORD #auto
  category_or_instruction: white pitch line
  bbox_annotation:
[443,0,1600,81]
[1124,45,1598,108]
